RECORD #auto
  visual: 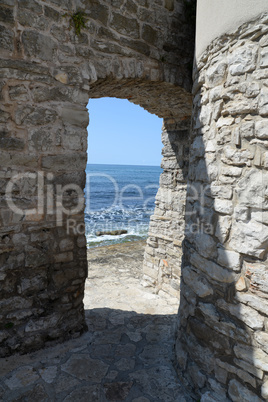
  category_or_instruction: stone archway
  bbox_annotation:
[1,1,268,400]
[0,0,194,356]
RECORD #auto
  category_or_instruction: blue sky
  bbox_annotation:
[87,97,163,166]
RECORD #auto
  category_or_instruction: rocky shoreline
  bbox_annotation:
[87,240,147,283]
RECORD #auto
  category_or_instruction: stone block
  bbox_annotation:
[25,248,49,267]
[214,199,233,215]
[196,104,212,128]
[188,362,206,388]
[17,9,48,30]
[9,85,29,101]
[41,154,87,171]
[0,5,14,24]
[223,98,258,116]
[32,86,83,103]
[222,145,253,166]
[235,293,268,318]
[234,344,268,372]
[263,152,268,169]
[228,379,261,402]
[25,314,60,333]
[165,0,174,11]
[210,185,232,199]
[215,364,228,385]
[124,0,137,14]
[190,251,236,284]
[235,276,247,292]
[62,127,86,151]
[243,261,268,295]
[259,88,268,116]
[238,81,260,98]
[22,31,56,61]
[0,138,24,151]
[44,5,60,21]
[18,274,47,294]
[46,0,72,10]
[83,0,109,25]
[51,171,86,189]
[52,268,78,287]
[182,266,213,298]
[255,119,268,139]
[228,43,258,75]
[235,169,268,208]
[229,220,268,259]
[221,166,243,177]
[217,298,264,330]
[216,116,234,128]
[28,127,53,152]
[260,34,268,47]
[216,358,256,388]
[111,13,139,39]
[260,47,268,68]
[59,238,74,252]
[261,379,268,400]
[18,0,42,13]
[0,109,10,123]
[254,331,268,355]
[61,107,89,128]
[234,358,263,380]
[15,106,57,126]
[195,233,217,259]
[0,296,32,312]
[200,391,228,402]
[239,121,254,139]
[111,0,124,7]
[185,333,215,374]
[120,38,150,56]
[54,252,73,263]
[142,25,158,46]
[215,215,231,242]
[206,60,227,88]
[217,249,241,271]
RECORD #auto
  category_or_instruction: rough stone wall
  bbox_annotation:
[175,14,268,401]
[142,117,190,298]
[0,0,194,356]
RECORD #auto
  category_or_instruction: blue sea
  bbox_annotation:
[85,164,162,247]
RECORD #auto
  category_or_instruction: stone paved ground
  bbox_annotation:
[0,241,192,401]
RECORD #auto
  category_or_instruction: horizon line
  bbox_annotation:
[87,162,161,168]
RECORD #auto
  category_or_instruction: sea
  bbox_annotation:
[85,164,162,248]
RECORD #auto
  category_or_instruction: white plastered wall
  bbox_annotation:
[196,0,268,60]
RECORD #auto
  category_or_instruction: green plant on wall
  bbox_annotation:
[64,11,87,36]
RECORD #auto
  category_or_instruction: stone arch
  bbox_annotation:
[1,1,268,400]
[0,0,194,355]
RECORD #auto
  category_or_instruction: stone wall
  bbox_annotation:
[175,14,268,401]
[0,0,194,356]
[142,117,190,298]
[1,1,268,401]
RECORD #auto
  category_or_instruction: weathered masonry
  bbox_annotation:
[0,0,193,353]
[173,4,268,401]
[0,0,268,400]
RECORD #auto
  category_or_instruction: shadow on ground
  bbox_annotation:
[0,308,193,402]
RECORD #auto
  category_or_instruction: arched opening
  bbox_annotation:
[77,96,191,398]
[85,97,163,249]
